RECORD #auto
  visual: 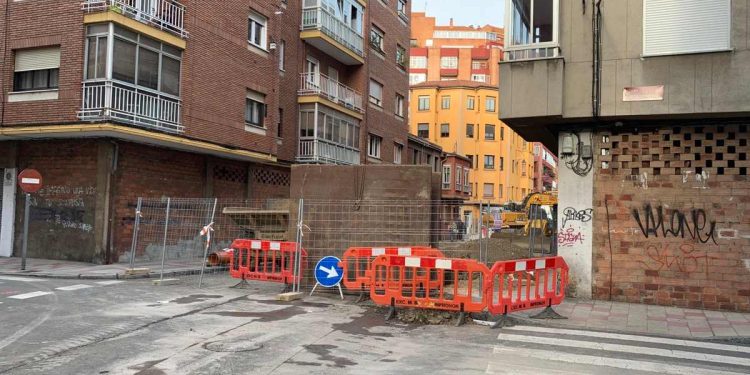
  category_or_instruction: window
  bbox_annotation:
[471,74,487,82]
[277,108,283,137]
[441,96,451,109]
[440,56,458,69]
[248,11,267,49]
[410,56,427,69]
[394,143,403,164]
[501,126,505,140]
[643,0,730,57]
[484,124,495,140]
[396,45,407,69]
[484,155,495,169]
[467,96,475,110]
[410,38,418,47]
[278,40,285,71]
[368,134,382,158]
[418,95,430,111]
[417,123,429,138]
[442,165,451,189]
[466,154,473,168]
[483,183,494,198]
[471,60,488,70]
[85,25,182,96]
[245,90,266,128]
[466,124,474,138]
[397,0,408,20]
[463,168,470,191]
[13,47,60,92]
[369,79,383,106]
[409,73,427,85]
[370,25,385,53]
[505,0,559,60]
[455,165,462,190]
[440,123,450,138]
[485,96,496,112]
[499,184,503,198]
[395,94,405,117]
[500,157,505,171]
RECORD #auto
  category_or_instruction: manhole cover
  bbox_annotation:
[203,339,263,353]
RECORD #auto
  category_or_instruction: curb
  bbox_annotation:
[0,267,212,281]
[502,313,750,344]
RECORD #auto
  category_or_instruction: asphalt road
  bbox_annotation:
[1,275,748,374]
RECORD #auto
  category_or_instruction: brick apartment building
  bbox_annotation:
[532,142,557,192]
[0,0,410,263]
[501,0,750,311]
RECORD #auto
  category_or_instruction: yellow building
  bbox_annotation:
[409,81,534,218]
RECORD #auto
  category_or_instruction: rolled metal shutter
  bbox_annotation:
[14,47,60,72]
[643,0,731,57]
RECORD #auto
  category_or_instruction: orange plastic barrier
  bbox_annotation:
[340,246,444,291]
[229,239,307,285]
[487,256,568,316]
[370,255,491,324]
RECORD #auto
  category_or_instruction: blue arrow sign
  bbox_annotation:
[314,256,343,288]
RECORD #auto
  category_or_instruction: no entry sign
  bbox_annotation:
[18,169,43,193]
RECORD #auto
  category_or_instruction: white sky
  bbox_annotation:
[411,0,506,28]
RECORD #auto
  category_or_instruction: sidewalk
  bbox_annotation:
[0,257,205,279]
[512,298,750,340]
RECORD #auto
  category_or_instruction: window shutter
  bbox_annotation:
[643,0,731,57]
[15,47,60,72]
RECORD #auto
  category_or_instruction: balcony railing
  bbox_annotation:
[298,73,363,113]
[82,0,188,38]
[297,138,360,165]
[78,80,183,133]
[503,43,560,62]
[301,7,364,57]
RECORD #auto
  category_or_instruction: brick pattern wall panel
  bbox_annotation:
[592,124,750,312]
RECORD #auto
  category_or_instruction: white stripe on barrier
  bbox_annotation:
[515,262,527,272]
[397,247,412,256]
[270,242,281,250]
[405,257,421,268]
[372,248,386,256]
[251,241,261,250]
[436,259,452,270]
[535,259,545,269]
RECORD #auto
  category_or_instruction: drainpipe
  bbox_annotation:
[592,0,603,118]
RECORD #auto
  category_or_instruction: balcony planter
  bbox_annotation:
[109,4,123,14]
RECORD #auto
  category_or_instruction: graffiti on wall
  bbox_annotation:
[558,206,591,247]
[558,227,585,247]
[562,207,593,228]
[631,203,717,245]
[640,242,717,276]
[30,185,97,233]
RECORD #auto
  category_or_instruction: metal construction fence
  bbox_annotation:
[124,197,558,289]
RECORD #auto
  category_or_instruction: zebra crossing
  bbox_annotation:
[0,276,124,302]
[489,325,750,374]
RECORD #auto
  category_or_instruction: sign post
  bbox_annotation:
[17,169,43,271]
[310,256,344,300]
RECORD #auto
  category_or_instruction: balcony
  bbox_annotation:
[298,73,363,114]
[300,7,364,65]
[82,0,187,39]
[78,80,183,133]
[297,139,360,165]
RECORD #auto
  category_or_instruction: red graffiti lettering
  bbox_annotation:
[558,228,585,247]
[639,243,717,276]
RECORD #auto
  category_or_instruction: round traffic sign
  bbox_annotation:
[18,169,43,193]
[314,256,344,288]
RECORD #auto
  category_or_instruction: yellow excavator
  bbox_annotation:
[522,191,558,237]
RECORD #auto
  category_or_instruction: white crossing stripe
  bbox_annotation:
[55,284,93,291]
[7,291,53,300]
[504,325,750,354]
[95,280,124,286]
[0,276,45,282]
[492,346,745,375]
[496,332,750,367]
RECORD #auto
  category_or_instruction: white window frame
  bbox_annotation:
[442,165,451,190]
[485,96,496,112]
[417,123,429,138]
[248,11,268,50]
[504,0,560,60]
[467,96,475,110]
[395,93,405,117]
[483,183,494,198]
[440,56,458,69]
[368,133,382,158]
[278,40,286,71]
[441,96,450,109]
[394,143,403,164]
[369,79,383,106]
[409,73,426,85]
[245,90,266,129]
[370,25,385,54]
[410,56,427,69]
[484,155,495,170]
[417,95,430,111]
[440,123,450,138]
[471,74,487,83]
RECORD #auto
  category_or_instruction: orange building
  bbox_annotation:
[409,12,503,85]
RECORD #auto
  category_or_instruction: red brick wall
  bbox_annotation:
[593,123,750,311]
[13,140,99,262]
